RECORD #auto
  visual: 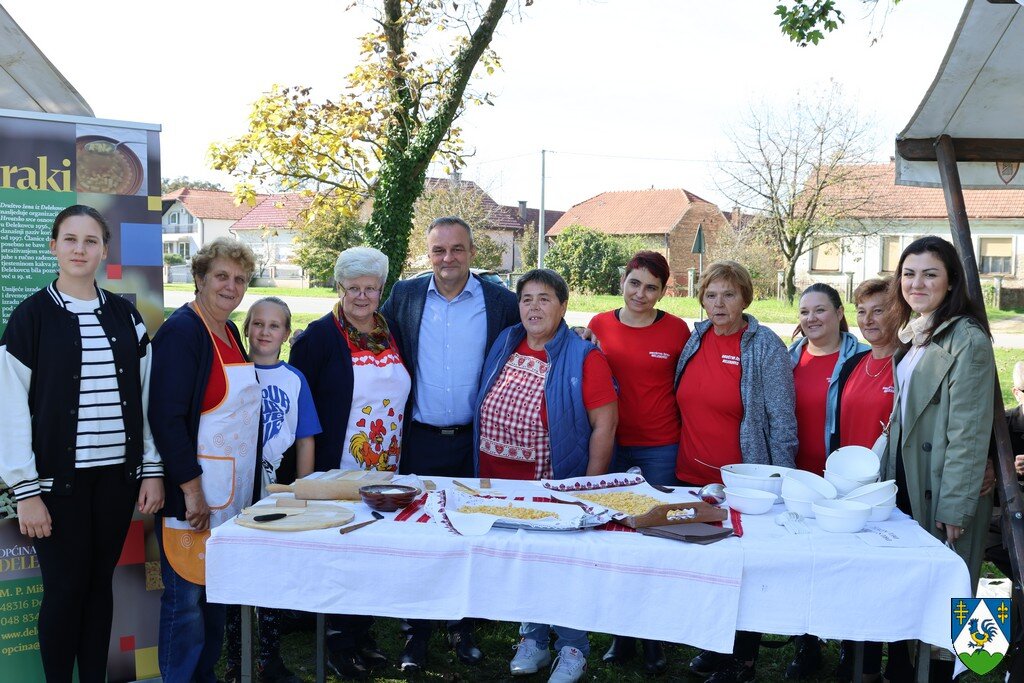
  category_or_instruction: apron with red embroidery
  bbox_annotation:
[162,306,260,585]
[478,352,552,480]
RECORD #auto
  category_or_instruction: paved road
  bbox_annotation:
[165,291,1024,349]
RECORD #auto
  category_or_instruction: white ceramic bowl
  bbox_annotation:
[812,499,871,533]
[782,495,816,518]
[781,470,837,502]
[824,470,863,496]
[720,464,790,498]
[868,501,897,522]
[826,446,880,480]
[843,480,898,506]
[724,487,778,515]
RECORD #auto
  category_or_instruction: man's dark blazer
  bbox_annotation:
[380,273,519,416]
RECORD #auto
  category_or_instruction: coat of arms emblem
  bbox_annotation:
[951,598,1011,674]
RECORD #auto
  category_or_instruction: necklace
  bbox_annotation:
[863,354,893,379]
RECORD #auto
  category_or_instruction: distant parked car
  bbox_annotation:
[408,268,507,288]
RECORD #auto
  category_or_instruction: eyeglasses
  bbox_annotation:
[343,286,381,298]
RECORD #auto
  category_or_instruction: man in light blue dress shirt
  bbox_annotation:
[380,216,519,671]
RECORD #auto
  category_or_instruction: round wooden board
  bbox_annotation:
[235,504,355,531]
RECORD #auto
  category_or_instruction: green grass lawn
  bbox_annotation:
[571,293,1024,325]
[165,282,337,298]
[235,616,1007,682]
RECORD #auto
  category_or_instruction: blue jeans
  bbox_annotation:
[156,523,227,683]
[520,623,590,655]
[610,443,679,487]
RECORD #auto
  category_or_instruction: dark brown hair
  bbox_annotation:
[890,236,990,341]
[793,282,849,339]
[51,204,111,244]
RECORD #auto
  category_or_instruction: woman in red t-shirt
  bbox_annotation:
[588,251,690,488]
[832,278,899,452]
[784,283,866,680]
[675,261,798,683]
[588,251,688,673]
[828,278,898,682]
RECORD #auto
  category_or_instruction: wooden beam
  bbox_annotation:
[935,133,1024,632]
[935,136,983,303]
[897,137,1024,162]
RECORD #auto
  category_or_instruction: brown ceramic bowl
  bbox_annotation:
[359,484,420,512]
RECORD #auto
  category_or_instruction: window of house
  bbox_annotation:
[881,236,901,273]
[810,239,841,272]
[980,237,1013,274]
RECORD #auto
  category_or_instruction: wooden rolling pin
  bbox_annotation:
[267,475,389,501]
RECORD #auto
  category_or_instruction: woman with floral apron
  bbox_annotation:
[149,238,262,683]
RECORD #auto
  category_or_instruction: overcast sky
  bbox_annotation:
[4,0,968,211]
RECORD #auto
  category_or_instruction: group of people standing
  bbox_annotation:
[0,205,999,683]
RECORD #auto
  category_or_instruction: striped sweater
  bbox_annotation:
[0,282,160,500]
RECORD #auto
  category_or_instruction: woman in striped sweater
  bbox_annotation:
[0,204,164,682]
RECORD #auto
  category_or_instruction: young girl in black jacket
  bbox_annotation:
[0,205,164,682]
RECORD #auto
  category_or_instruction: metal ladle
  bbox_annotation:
[691,483,726,506]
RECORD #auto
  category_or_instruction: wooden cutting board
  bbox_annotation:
[235,503,355,531]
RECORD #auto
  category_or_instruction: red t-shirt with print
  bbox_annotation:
[839,353,895,449]
[588,310,690,447]
[793,349,839,475]
[674,326,745,486]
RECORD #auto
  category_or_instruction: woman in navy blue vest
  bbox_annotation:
[473,268,618,683]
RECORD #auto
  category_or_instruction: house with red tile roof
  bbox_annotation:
[548,188,732,290]
[161,188,266,261]
[795,161,1024,289]
[230,193,315,281]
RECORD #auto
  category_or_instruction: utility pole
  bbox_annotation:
[538,149,546,267]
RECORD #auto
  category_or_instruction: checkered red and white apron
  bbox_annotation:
[478,351,552,480]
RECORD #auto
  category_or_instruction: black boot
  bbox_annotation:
[642,639,667,674]
[785,635,822,679]
[602,635,636,663]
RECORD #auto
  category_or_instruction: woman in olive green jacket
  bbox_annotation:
[883,236,995,590]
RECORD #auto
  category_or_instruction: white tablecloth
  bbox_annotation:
[206,477,970,655]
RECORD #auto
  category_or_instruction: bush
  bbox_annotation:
[544,225,623,294]
[163,253,185,266]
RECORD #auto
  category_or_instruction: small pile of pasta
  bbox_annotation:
[457,503,556,520]
[576,491,665,516]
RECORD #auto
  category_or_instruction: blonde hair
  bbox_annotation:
[191,237,257,291]
[243,297,292,336]
[697,260,754,308]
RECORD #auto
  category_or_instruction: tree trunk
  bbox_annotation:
[784,259,798,305]
[366,160,427,297]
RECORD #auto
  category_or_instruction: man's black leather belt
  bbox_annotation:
[412,420,472,436]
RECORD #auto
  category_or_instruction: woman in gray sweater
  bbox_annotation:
[674,260,797,683]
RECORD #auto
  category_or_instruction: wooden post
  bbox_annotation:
[935,134,1024,627]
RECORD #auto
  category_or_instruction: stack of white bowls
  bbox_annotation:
[781,470,837,518]
[812,499,872,532]
[842,480,898,522]
[823,446,880,496]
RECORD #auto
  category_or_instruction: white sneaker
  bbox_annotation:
[548,646,587,683]
[510,638,552,676]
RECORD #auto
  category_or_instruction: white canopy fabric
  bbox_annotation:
[896,0,1024,188]
[0,5,92,116]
